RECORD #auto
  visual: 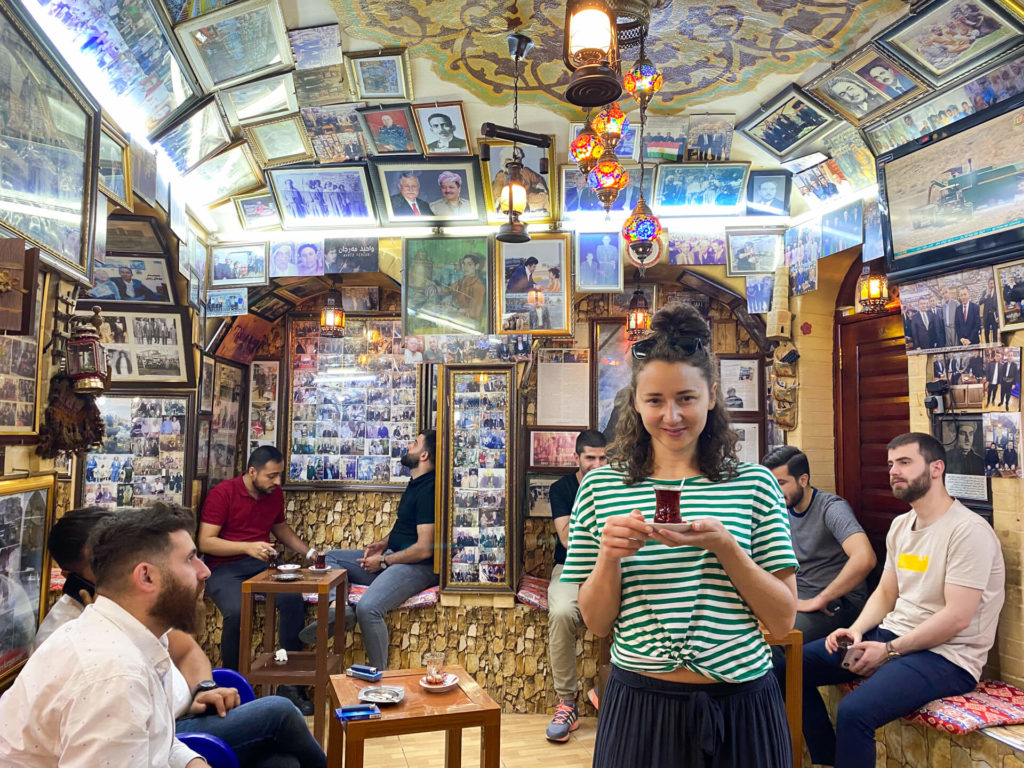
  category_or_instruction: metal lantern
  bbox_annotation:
[563,0,622,107]
[320,285,345,336]
[623,53,663,109]
[569,120,606,176]
[626,286,652,339]
[66,307,109,394]
[497,155,530,243]
[622,195,662,262]
[593,102,629,154]
[857,266,889,314]
[587,159,629,214]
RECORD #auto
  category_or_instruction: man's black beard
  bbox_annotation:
[152,570,204,634]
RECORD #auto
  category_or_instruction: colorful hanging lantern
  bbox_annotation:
[593,102,628,154]
[587,159,629,213]
[626,287,651,339]
[623,54,663,110]
[569,121,606,176]
[622,195,662,262]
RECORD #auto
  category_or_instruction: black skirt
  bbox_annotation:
[593,666,792,768]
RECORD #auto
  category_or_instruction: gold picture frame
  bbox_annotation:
[495,232,573,336]
[478,137,557,225]
[242,115,315,169]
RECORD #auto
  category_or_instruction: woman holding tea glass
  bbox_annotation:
[562,304,798,767]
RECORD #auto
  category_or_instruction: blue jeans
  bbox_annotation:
[206,557,305,670]
[324,549,438,670]
[177,695,326,768]
[802,627,977,767]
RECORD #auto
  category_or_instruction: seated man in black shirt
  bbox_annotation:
[301,430,438,669]
[545,429,608,742]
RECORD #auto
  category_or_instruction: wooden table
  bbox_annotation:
[239,567,348,745]
[327,666,501,768]
[765,627,803,768]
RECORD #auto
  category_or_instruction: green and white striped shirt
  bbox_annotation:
[561,462,797,682]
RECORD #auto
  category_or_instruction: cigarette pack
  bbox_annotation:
[336,703,382,721]
[345,665,383,682]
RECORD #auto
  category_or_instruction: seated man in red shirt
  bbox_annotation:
[199,446,316,714]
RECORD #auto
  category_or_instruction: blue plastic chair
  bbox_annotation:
[178,669,257,768]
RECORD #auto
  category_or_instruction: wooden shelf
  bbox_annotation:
[248,651,343,684]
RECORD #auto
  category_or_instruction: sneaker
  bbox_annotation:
[277,684,314,716]
[587,687,600,711]
[545,699,579,743]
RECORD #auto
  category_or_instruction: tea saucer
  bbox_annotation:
[651,522,693,533]
[277,563,301,572]
[419,672,459,693]
[271,573,302,582]
[307,565,332,573]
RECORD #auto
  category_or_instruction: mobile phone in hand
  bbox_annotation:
[62,572,95,604]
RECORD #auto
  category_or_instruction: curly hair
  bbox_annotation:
[609,303,740,484]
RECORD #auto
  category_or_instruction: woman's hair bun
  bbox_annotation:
[650,302,711,343]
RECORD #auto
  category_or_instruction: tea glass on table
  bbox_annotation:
[266,548,280,569]
[654,487,682,524]
[314,551,327,569]
[423,651,446,684]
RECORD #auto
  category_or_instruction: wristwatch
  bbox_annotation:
[885,640,902,661]
[192,680,219,698]
[380,554,388,570]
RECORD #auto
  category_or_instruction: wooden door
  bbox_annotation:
[835,311,911,577]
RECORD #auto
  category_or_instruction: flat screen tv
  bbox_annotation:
[879,92,1024,283]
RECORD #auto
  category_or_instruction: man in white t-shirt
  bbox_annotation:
[800,432,1004,768]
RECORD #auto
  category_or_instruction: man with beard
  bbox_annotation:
[300,430,438,670]
[199,446,316,713]
[799,433,1004,768]
[24,506,327,768]
[0,505,212,767]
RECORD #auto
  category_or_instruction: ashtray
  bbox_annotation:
[271,572,302,582]
[358,685,405,705]
[307,565,332,573]
[277,563,301,572]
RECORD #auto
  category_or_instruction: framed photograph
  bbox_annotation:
[288,24,342,70]
[153,98,231,175]
[325,237,379,274]
[176,0,293,91]
[243,115,315,168]
[185,142,262,208]
[807,46,928,125]
[570,121,640,162]
[786,220,821,296]
[438,363,516,590]
[249,360,280,451]
[209,243,268,289]
[206,288,249,317]
[653,162,751,217]
[746,275,774,314]
[746,170,792,216]
[346,48,412,100]
[732,421,764,465]
[590,319,629,437]
[996,259,1024,330]
[402,235,492,336]
[84,255,172,307]
[370,157,485,225]
[341,286,380,311]
[526,475,559,517]
[822,124,877,192]
[219,72,298,127]
[936,413,987,477]
[97,307,193,386]
[273,277,329,304]
[898,266,997,354]
[268,241,324,277]
[286,314,420,487]
[0,274,45,436]
[356,104,422,155]
[878,0,1024,87]
[666,230,726,266]
[821,200,864,258]
[106,216,165,255]
[267,166,377,229]
[480,138,557,224]
[200,355,216,413]
[205,319,232,354]
[216,314,273,366]
[233,190,282,231]
[496,233,573,336]
[98,123,132,210]
[642,115,687,162]
[794,158,851,208]
[560,164,654,222]
[576,232,624,293]
[0,3,98,285]
[293,64,348,107]
[685,114,735,161]
[719,355,763,414]
[725,229,786,276]
[737,85,838,160]
[248,289,294,322]
[0,241,37,335]
[609,284,658,315]
[301,103,366,163]
[79,394,192,510]
[984,411,1022,477]
[526,428,579,473]
[0,474,56,688]
[412,102,473,156]
[210,359,246,486]
[196,416,211,477]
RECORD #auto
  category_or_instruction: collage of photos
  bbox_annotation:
[498,236,571,335]
[98,311,190,384]
[289,317,418,485]
[901,266,1000,354]
[449,371,510,585]
[405,334,533,365]
[0,334,39,434]
[927,346,1020,412]
[82,396,188,510]
[249,361,280,453]
[209,363,244,487]
[786,221,821,297]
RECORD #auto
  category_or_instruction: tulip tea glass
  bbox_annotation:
[423,651,446,684]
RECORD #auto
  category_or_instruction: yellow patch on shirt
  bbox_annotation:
[897,553,929,572]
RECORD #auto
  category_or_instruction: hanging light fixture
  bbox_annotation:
[622,41,663,110]
[857,265,889,314]
[65,307,109,394]
[621,30,662,264]
[593,102,628,154]
[497,33,533,244]
[569,114,606,176]
[563,0,622,107]
[588,158,629,215]
[320,281,345,335]
[626,285,651,339]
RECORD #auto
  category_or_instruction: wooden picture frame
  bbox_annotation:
[95,305,194,387]
[496,233,573,336]
[0,273,46,437]
[438,363,517,592]
[249,360,281,452]
[209,359,247,487]
[370,156,486,225]
[0,473,57,689]
[0,239,38,335]
[199,355,216,413]
[98,121,133,210]
[402,234,492,336]
[412,101,473,156]
[479,138,557,225]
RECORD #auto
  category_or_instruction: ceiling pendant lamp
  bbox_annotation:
[497,33,532,244]
[623,45,663,110]
[563,0,622,107]
[569,116,606,176]
[593,102,628,154]
[587,158,629,215]
[626,285,651,339]
[320,282,345,336]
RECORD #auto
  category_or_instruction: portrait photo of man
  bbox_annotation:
[389,172,432,217]
[429,171,473,218]
[746,173,790,215]
[415,105,470,154]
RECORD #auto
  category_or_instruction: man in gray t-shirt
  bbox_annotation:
[762,446,877,643]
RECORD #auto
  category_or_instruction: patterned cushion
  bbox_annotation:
[516,575,549,611]
[838,680,1024,733]
[346,584,439,609]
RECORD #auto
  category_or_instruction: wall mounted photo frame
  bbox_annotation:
[248,288,294,322]
[196,415,211,477]
[345,48,412,101]
[288,23,343,70]
[0,273,46,436]
[176,0,293,91]
[209,243,268,289]
[273,276,330,304]
[370,156,485,225]
[402,234,492,336]
[184,142,263,208]
[300,102,366,163]
[590,318,630,438]
[608,284,658,315]
[249,360,280,452]
[438,363,517,591]
[0,473,56,689]
[243,115,315,168]
[218,72,298,127]
[206,288,249,317]
[153,97,232,174]
[560,164,654,222]
[737,85,838,160]
[412,101,473,156]
[878,0,1024,87]
[98,122,133,210]
[209,359,246,487]
[570,120,641,161]
[83,254,175,304]
[718,354,764,416]
[525,427,580,473]
[0,240,38,335]
[216,313,273,365]
[732,420,765,465]
[199,355,216,413]
[575,232,624,293]
[995,259,1024,331]
[807,45,929,126]
[725,229,786,276]
[356,104,422,155]
[266,165,377,229]
[685,114,736,162]
[480,138,558,224]
[130,136,157,207]
[233,190,282,231]
[496,233,573,336]
[106,216,166,255]
[525,474,559,517]
[898,265,997,354]
[324,236,379,274]
[97,306,194,386]
[292,63,348,107]
[745,170,792,216]
[653,162,751,217]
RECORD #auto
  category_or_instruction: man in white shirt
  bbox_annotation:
[0,504,211,768]
[799,432,1005,768]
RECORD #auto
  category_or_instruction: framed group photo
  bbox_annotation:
[738,85,838,160]
[97,307,194,386]
[267,166,377,229]
[371,158,485,225]
[497,233,573,336]
[402,235,492,336]
[0,275,45,436]
[575,232,624,293]
[653,162,751,217]
[209,243,268,289]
